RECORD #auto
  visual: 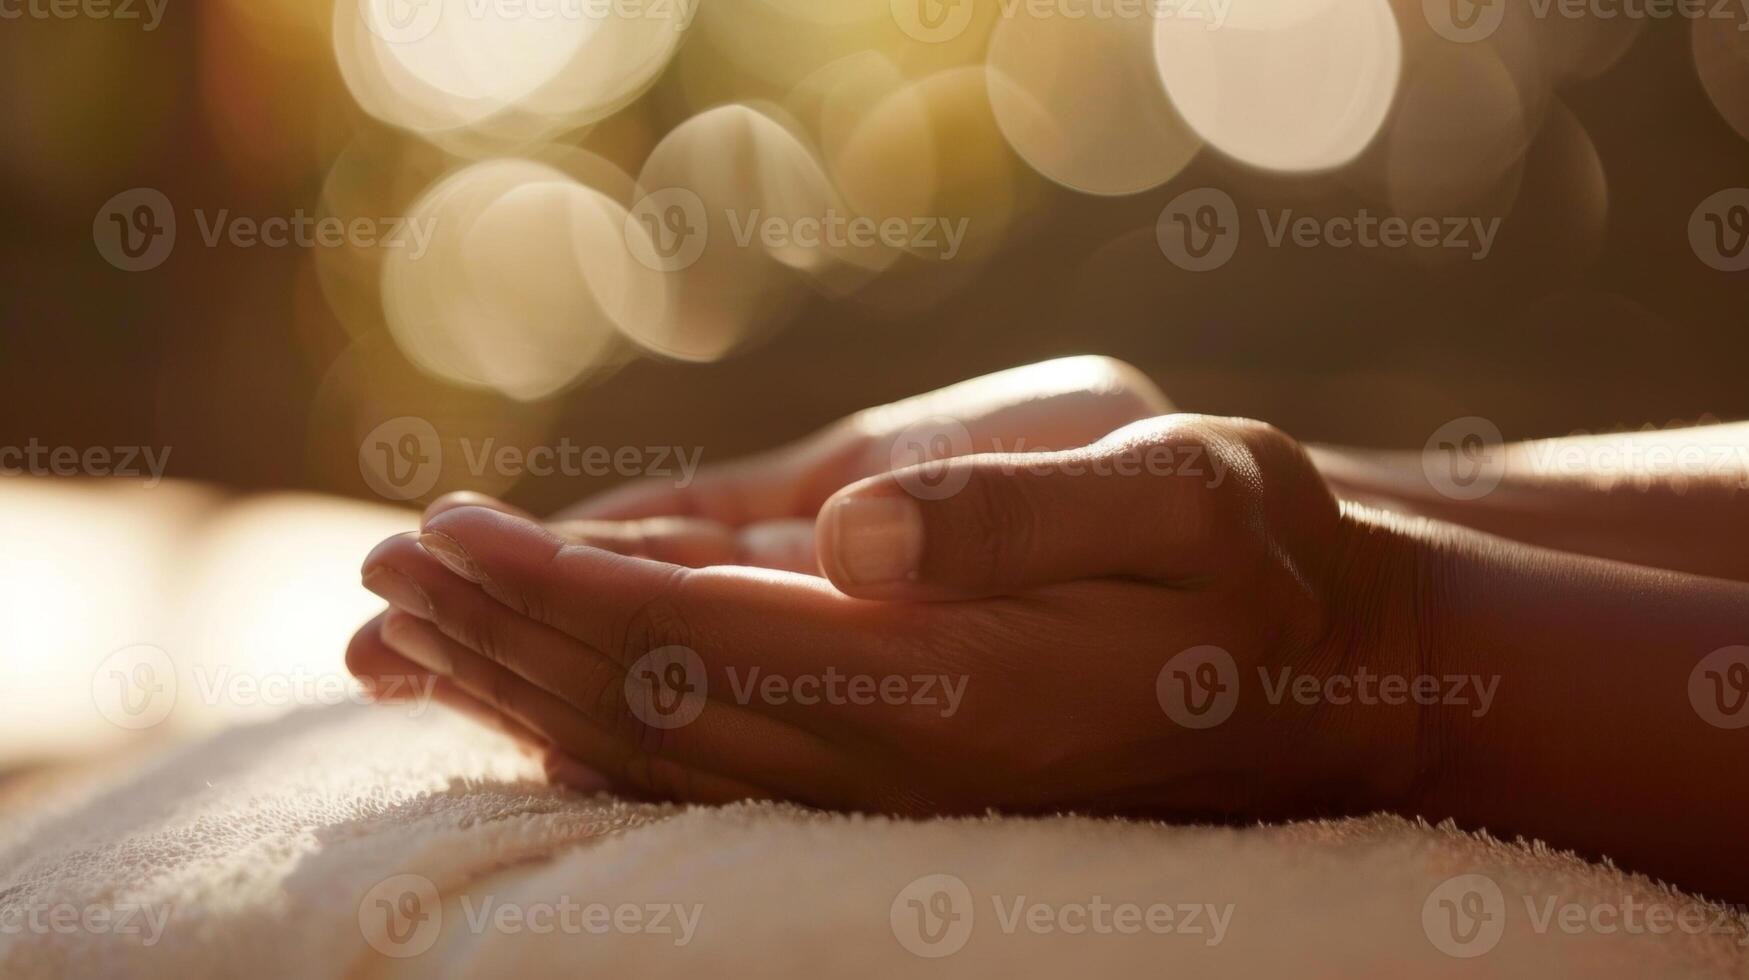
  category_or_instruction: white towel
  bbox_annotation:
[4,702,1744,979]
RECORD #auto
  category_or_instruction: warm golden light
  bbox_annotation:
[380,159,643,399]
[986,7,1201,196]
[333,0,686,148]
[619,104,824,361]
[1153,0,1402,173]
[1386,45,1530,220]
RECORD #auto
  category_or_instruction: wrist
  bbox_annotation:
[1300,507,1452,816]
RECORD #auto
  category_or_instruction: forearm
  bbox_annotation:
[1310,423,1749,581]
[1406,519,1749,900]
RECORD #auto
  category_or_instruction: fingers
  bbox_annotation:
[553,357,1169,530]
[551,445,834,525]
[425,491,536,523]
[417,507,875,678]
[815,415,1250,601]
[849,356,1174,476]
[428,492,820,574]
[361,531,865,802]
[379,611,768,804]
[347,610,572,766]
[549,516,819,574]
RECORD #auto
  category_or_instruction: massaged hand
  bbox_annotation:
[533,355,1176,573]
[346,356,1175,774]
[352,414,1422,817]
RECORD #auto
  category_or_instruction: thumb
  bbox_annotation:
[815,417,1240,600]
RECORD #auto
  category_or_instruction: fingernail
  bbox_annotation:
[822,495,924,587]
[362,566,432,617]
[419,531,488,585]
[545,755,612,795]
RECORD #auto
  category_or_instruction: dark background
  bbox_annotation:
[2,2,1744,516]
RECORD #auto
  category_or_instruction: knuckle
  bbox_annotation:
[943,473,1038,587]
[590,660,646,744]
[614,568,696,665]
[448,604,515,670]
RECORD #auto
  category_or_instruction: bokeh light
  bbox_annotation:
[986,6,1201,196]
[1386,45,1530,220]
[1153,0,1402,173]
[333,0,686,149]
[381,158,648,399]
[619,104,823,361]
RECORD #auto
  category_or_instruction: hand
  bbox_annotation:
[349,354,1171,772]
[544,354,1173,571]
[353,415,1425,819]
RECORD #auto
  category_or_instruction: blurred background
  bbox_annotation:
[1,0,1746,518]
